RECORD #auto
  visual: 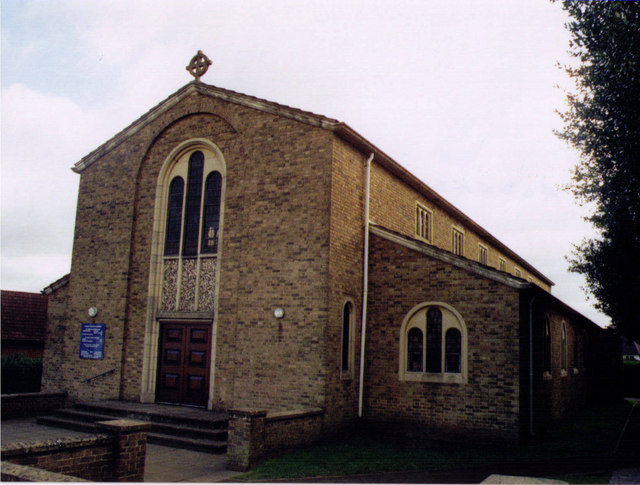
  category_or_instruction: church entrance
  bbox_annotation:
[156,322,211,407]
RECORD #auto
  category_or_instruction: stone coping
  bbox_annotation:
[96,419,152,433]
[1,461,89,482]
[1,434,111,457]
[0,391,67,400]
[228,407,324,421]
[266,408,324,422]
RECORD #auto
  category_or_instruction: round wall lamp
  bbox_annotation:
[88,307,98,318]
[274,308,284,319]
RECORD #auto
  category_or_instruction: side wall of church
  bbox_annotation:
[530,304,589,431]
[322,138,367,430]
[364,233,522,443]
[369,163,550,291]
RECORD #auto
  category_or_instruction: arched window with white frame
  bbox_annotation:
[399,302,468,384]
[157,145,226,312]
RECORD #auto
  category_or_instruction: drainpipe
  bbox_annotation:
[358,153,374,418]
[529,295,536,436]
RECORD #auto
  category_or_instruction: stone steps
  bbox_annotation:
[37,400,228,454]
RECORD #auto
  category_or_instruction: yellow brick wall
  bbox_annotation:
[369,162,550,291]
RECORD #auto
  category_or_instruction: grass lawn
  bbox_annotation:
[237,401,632,481]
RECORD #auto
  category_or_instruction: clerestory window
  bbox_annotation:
[416,203,433,243]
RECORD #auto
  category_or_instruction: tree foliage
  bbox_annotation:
[557,1,640,342]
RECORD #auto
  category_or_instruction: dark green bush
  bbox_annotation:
[1,354,42,394]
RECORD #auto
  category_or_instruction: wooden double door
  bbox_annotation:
[156,322,212,407]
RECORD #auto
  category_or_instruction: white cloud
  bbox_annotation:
[1,84,112,291]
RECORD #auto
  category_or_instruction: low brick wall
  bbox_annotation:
[1,419,151,482]
[265,409,324,450]
[227,408,324,471]
[1,392,67,420]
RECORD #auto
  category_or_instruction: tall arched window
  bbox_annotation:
[165,151,222,258]
[159,147,225,312]
[400,303,467,383]
[543,317,552,375]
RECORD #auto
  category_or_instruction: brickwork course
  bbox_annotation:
[41,73,616,449]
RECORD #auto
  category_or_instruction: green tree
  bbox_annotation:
[556,1,640,342]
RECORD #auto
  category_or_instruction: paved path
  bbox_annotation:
[1,418,240,482]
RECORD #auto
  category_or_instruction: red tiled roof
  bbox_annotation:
[1,290,48,342]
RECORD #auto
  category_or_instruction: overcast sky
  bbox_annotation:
[1,0,610,327]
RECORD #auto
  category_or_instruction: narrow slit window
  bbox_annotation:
[341,302,353,372]
[544,318,552,374]
[561,322,568,371]
[164,177,184,256]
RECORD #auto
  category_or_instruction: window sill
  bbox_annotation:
[400,372,466,384]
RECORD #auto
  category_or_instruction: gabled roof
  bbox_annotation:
[1,290,48,342]
[71,81,553,287]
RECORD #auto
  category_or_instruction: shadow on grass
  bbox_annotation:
[237,401,632,481]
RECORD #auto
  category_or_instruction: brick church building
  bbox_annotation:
[41,53,616,451]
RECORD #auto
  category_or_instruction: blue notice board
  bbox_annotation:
[79,323,105,360]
